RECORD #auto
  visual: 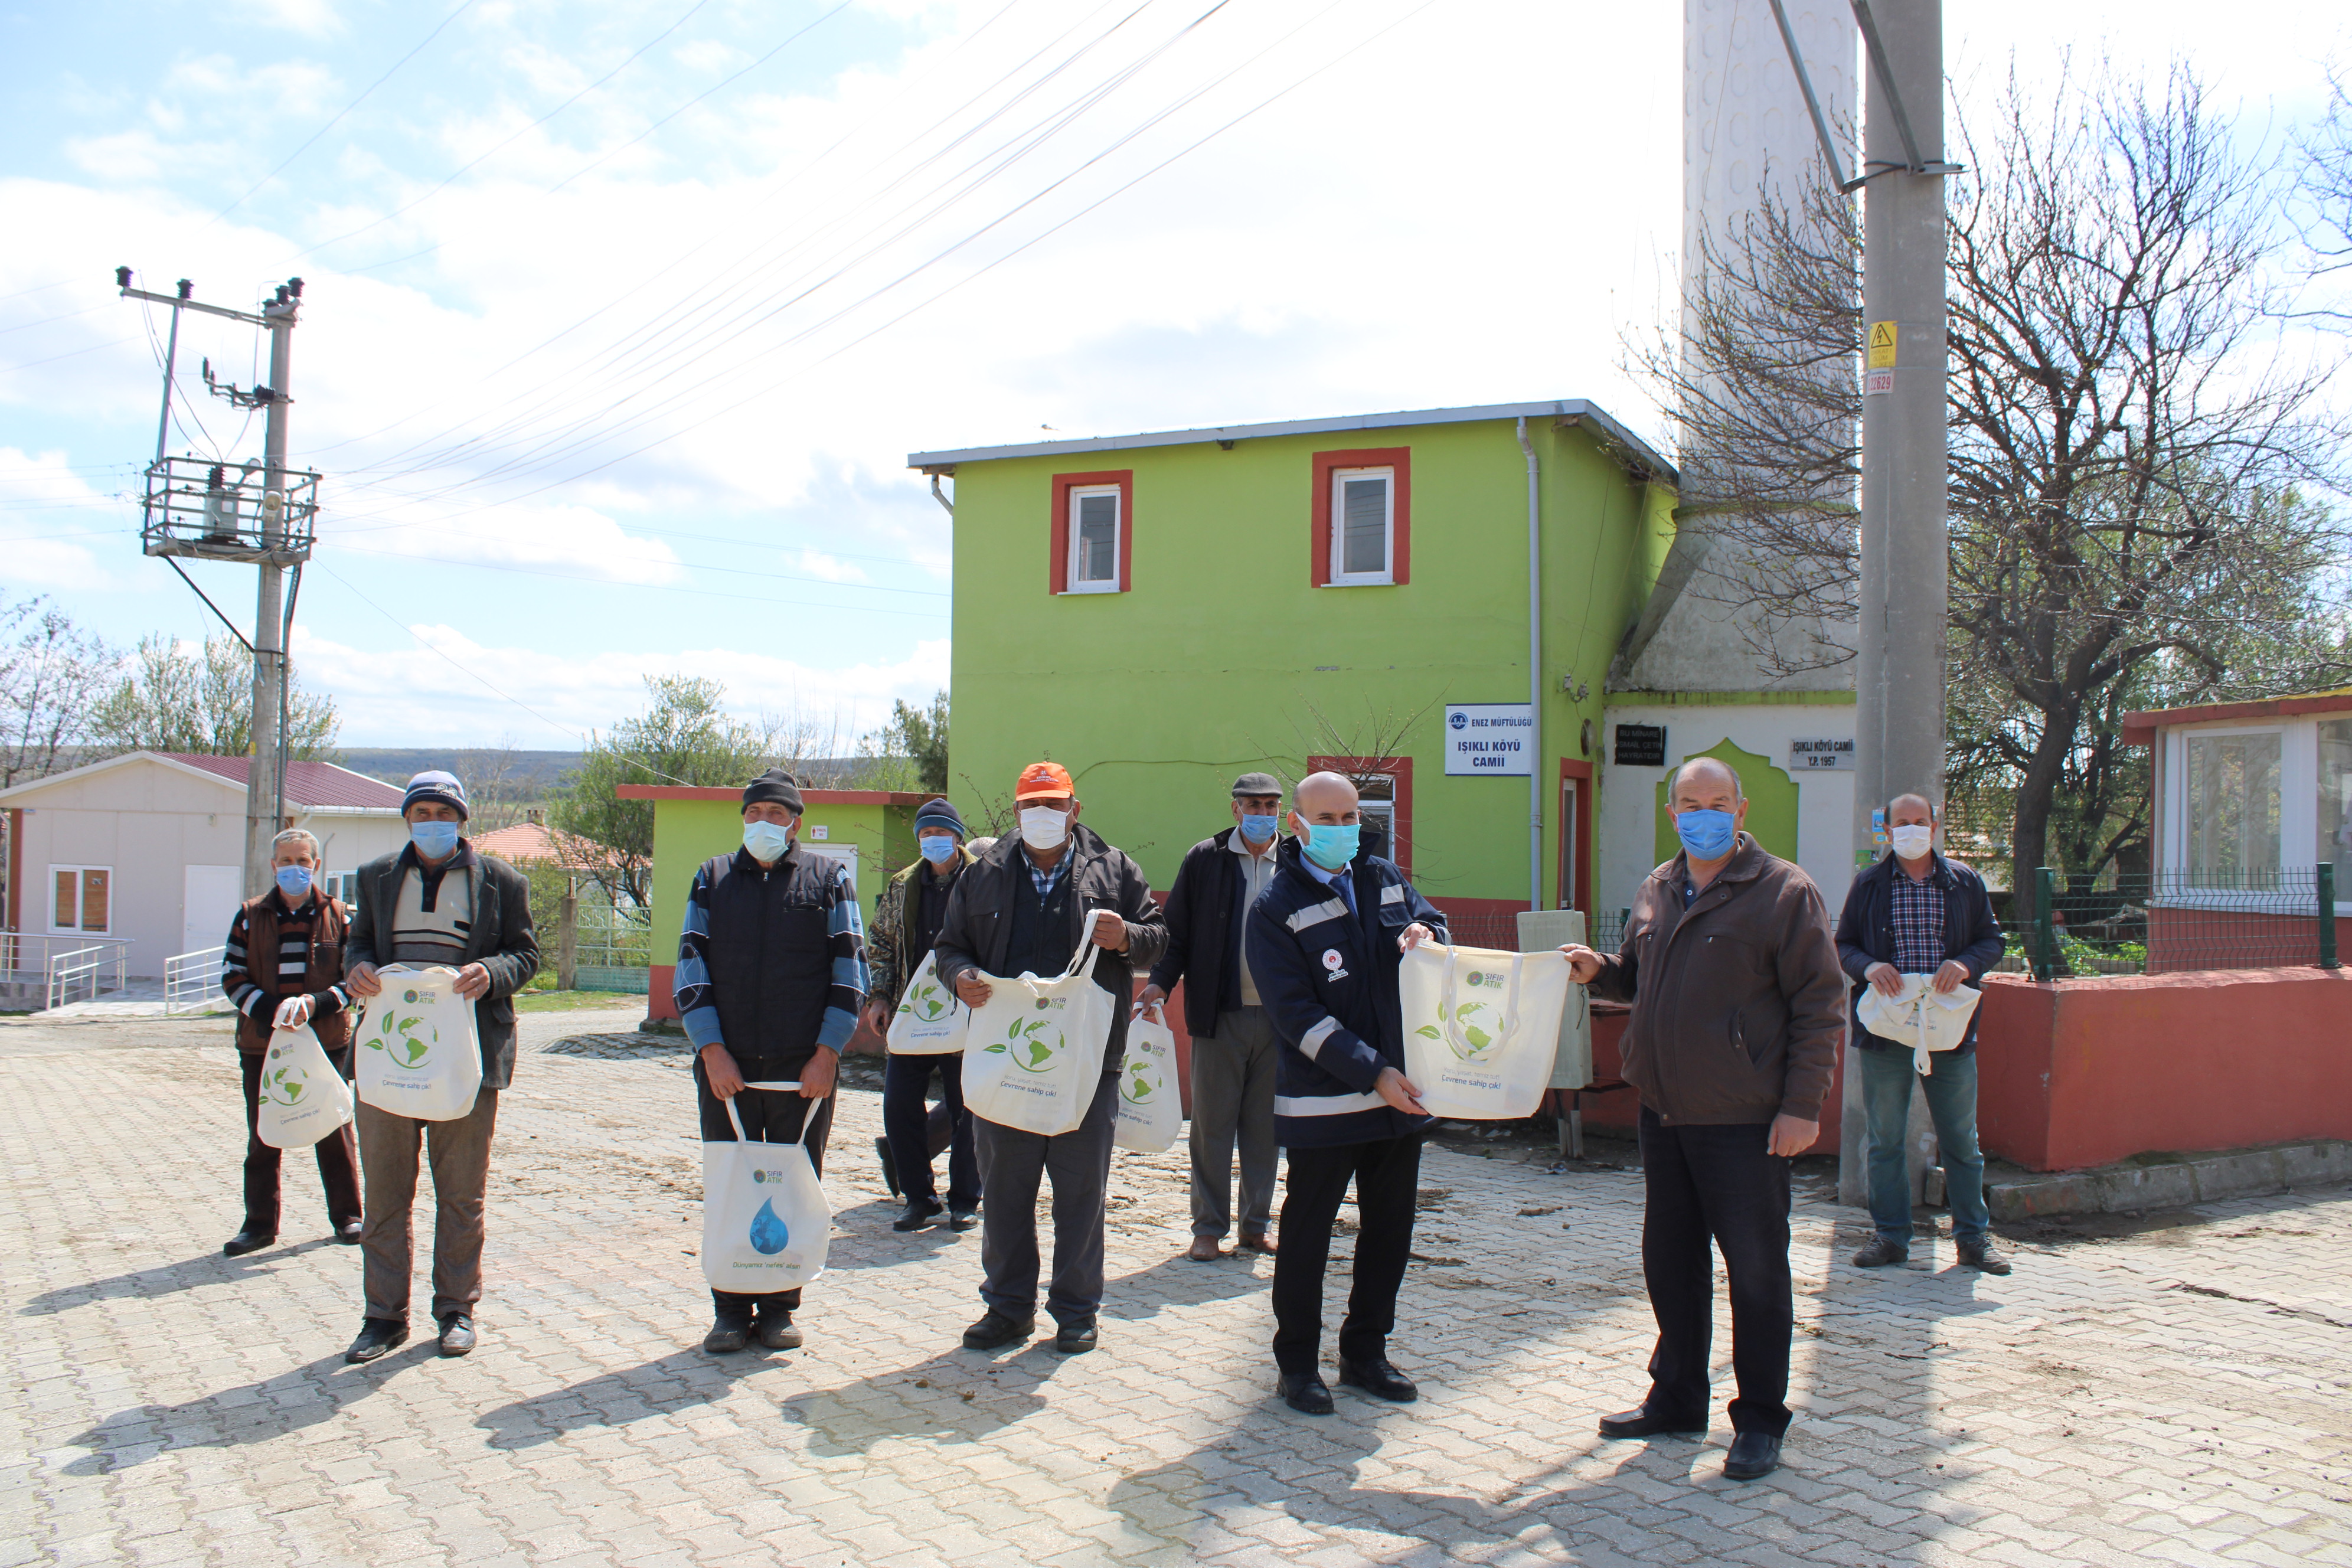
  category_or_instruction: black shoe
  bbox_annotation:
[1724,1430,1783,1479]
[1337,1355,1418,1403]
[1597,1406,1704,1439]
[436,1314,476,1356]
[223,1229,275,1257]
[755,1309,803,1350]
[332,1219,363,1245]
[1851,1237,1909,1268]
[874,1136,901,1200]
[893,1197,944,1233]
[345,1318,407,1364]
[1054,1319,1098,1354]
[1956,1239,2013,1275]
[962,1310,1033,1350]
[703,1319,752,1354]
[1278,1372,1334,1415]
[948,1206,980,1231]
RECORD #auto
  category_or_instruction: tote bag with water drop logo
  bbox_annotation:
[960,937,1117,1137]
[355,964,482,1121]
[1399,943,1573,1120]
[1112,1007,1181,1154]
[255,1024,355,1149]
[700,1082,831,1293]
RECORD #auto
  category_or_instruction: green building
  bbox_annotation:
[908,400,1683,945]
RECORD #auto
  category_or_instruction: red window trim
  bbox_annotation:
[1310,447,1411,589]
[1308,753,1414,879]
[1558,759,1593,916]
[1049,470,1133,596]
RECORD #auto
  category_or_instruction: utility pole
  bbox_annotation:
[118,271,317,901]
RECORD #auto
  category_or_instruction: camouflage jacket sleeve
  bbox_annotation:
[868,868,910,1010]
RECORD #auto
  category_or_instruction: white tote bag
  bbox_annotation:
[885,949,971,1056]
[1400,943,1574,1121]
[355,963,484,1122]
[961,940,1118,1137]
[700,1082,831,1293]
[1112,1008,1182,1154]
[1857,975,1983,1076]
[254,1024,355,1149]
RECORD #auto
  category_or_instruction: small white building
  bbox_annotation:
[0,752,409,977]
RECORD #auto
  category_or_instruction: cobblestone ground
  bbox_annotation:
[4,1010,2348,1567]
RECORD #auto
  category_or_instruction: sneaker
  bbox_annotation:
[1956,1239,2013,1275]
[948,1206,980,1231]
[961,1310,1033,1350]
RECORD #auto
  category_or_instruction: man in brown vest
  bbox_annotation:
[220,828,362,1256]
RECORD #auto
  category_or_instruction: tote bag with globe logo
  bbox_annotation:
[884,949,971,1056]
[960,937,1117,1137]
[355,963,484,1122]
[1399,942,1572,1120]
[255,1024,356,1149]
[700,1082,831,1293]
[1112,1007,1181,1154]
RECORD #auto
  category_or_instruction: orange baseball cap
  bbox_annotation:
[1014,761,1074,801]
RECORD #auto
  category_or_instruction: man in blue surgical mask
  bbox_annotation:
[1243,769,1446,1416]
[342,770,541,1364]
[1560,756,1845,1481]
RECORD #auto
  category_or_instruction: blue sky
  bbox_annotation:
[0,0,2341,747]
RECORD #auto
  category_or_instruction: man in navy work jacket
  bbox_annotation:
[1834,790,2010,1275]
[1245,769,1446,1416]
[675,769,868,1355]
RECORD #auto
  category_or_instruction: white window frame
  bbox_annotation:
[1327,466,1394,586]
[50,864,115,935]
[2163,723,2301,909]
[1064,485,1122,594]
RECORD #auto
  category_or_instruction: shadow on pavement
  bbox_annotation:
[778,1341,1069,1453]
[63,1345,432,1474]
[1100,1250,1277,1322]
[473,1346,779,1449]
[19,1237,338,1316]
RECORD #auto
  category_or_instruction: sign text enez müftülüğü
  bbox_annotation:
[1443,704,1534,776]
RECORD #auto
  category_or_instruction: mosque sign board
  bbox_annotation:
[1443,704,1533,776]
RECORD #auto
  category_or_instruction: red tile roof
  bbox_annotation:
[159,753,408,809]
[471,820,620,870]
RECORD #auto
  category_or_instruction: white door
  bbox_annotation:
[184,865,246,955]
[803,843,858,898]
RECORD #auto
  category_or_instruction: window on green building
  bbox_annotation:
[1329,468,1393,584]
[1068,487,1121,592]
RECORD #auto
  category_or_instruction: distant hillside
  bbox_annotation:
[341,749,585,793]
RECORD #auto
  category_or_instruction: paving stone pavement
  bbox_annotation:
[4,1008,2347,1567]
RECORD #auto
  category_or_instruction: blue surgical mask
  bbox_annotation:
[275,865,313,899]
[742,819,795,862]
[409,820,461,860]
[1239,814,1279,844]
[1299,822,1360,872]
[1674,808,1737,861]
[919,835,959,865]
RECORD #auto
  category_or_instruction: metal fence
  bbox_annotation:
[567,905,652,994]
[165,946,230,1015]
[0,932,135,1008]
[2002,865,2341,979]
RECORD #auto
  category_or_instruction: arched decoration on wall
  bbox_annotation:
[1651,738,1800,867]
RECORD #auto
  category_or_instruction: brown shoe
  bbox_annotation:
[1237,1230,1276,1255]
[1186,1234,1221,1262]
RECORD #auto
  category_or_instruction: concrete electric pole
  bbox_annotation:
[117,271,318,900]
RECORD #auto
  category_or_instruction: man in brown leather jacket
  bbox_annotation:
[219,828,361,1257]
[1564,756,1845,1481]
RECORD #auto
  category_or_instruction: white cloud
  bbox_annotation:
[228,0,345,40]
[0,449,125,590]
[327,498,687,584]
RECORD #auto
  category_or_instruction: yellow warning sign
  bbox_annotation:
[1867,321,1897,368]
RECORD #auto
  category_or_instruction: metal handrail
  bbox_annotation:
[46,943,127,1010]
[165,945,228,1015]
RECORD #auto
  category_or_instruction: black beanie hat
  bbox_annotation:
[742,769,804,814]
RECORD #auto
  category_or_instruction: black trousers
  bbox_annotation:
[695,1059,834,1322]
[240,1044,361,1234]
[1270,1133,1420,1376]
[1637,1107,1794,1436]
[883,1051,976,1210]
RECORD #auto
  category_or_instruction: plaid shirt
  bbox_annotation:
[1889,866,1946,973]
[1026,848,1069,903]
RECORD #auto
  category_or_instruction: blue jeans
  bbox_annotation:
[1860,1044,1990,1248]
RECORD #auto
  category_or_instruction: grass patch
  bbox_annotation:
[515,989,647,1013]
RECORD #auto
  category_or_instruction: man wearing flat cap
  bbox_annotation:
[342,770,540,1363]
[675,769,869,1354]
[1139,772,1286,1262]
[933,761,1167,1355]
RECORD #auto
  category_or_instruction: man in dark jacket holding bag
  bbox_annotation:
[933,761,1167,1357]
[677,769,868,1354]
[1834,791,2010,1275]
[1563,756,1845,1481]
[218,827,362,1257]
[1246,770,1447,1416]
[342,770,540,1364]
[1138,771,1286,1262]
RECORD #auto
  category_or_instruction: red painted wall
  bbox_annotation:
[1976,968,2352,1171]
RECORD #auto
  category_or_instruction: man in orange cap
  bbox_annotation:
[933,761,1166,1355]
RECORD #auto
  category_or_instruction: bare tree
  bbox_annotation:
[1633,65,2352,897]
[0,597,113,786]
